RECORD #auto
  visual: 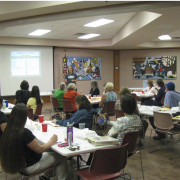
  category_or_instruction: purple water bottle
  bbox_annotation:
[67,122,74,143]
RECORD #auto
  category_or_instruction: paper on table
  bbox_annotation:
[75,129,96,140]
[160,107,170,111]
[48,122,60,127]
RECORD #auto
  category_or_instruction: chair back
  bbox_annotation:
[161,94,165,105]
[154,111,174,130]
[115,109,124,119]
[89,144,129,177]
[122,130,141,154]
[35,103,43,116]
[62,100,74,112]
[51,97,60,108]
[28,108,33,120]
[102,101,116,114]
[131,93,138,102]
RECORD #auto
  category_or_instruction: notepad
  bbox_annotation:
[48,122,60,127]
[160,107,170,111]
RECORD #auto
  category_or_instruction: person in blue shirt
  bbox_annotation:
[164,82,180,108]
[52,95,97,130]
[150,82,180,140]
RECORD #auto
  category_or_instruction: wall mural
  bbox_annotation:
[63,56,102,80]
[133,56,177,79]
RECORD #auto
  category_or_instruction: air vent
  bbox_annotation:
[74,33,87,36]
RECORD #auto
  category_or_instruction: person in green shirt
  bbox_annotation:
[54,82,66,111]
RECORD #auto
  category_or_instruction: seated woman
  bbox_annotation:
[0,103,67,180]
[135,79,157,94]
[27,86,43,120]
[108,94,142,144]
[89,80,100,109]
[53,82,66,111]
[98,82,117,113]
[143,79,166,106]
[14,80,31,104]
[89,80,100,97]
[52,95,97,130]
[86,94,142,166]
[63,83,79,113]
[115,87,148,146]
[0,96,8,139]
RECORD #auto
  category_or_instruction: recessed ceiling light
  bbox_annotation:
[78,33,100,39]
[158,35,172,40]
[84,18,114,27]
[28,29,51,36]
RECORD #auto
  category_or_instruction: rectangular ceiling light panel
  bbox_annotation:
[158,35,172,40]
[28,29,51,36]
[78,33,100,39]
[84,18,114,27]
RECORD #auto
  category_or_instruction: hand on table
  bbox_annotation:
[151,90,155,94]
[49,134,58,145]
[52,119,57,123]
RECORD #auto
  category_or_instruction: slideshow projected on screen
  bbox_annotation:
[11,51,41,76]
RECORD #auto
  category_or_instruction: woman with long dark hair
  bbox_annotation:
[27,85,43,120]
[0,103,67,180]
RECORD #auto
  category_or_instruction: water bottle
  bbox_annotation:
[68,132,72,148]
[67,122,74,143]
[179,101,180,112]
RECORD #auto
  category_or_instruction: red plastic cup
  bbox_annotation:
[141,91,144,94]
[39,115,44,123]
[42,123,48,132]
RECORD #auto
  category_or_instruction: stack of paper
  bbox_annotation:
[87,136,119,146]
[75,129,96,140]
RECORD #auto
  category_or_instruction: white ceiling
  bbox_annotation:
[1,1,180,50]
[0,12,136,41]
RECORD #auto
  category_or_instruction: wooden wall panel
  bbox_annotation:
[114,51,119,91]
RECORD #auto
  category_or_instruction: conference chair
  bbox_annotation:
[62,100,74,119]
[27,103,43,121]
[131,93,138,102]
[50,97,63,119]
[101,101,116,127]
[121,130,145,180]
[149,111,180,160]
[27,108,33,120]
[35,103,43,117]
[19,166,57,180]
[115,109,124,119]
[75,144,131,180]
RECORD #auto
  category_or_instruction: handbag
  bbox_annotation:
[96,113,107,129]
[51,113,62,120]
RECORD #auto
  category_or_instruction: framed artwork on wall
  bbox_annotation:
[63,56,102,80]
[133,56,177,79]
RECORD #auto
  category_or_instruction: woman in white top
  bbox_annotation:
[143,80,157,94]
[135,80,158,94]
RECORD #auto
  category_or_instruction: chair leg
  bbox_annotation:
[148,129,153,151]
[139,151,145,180]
